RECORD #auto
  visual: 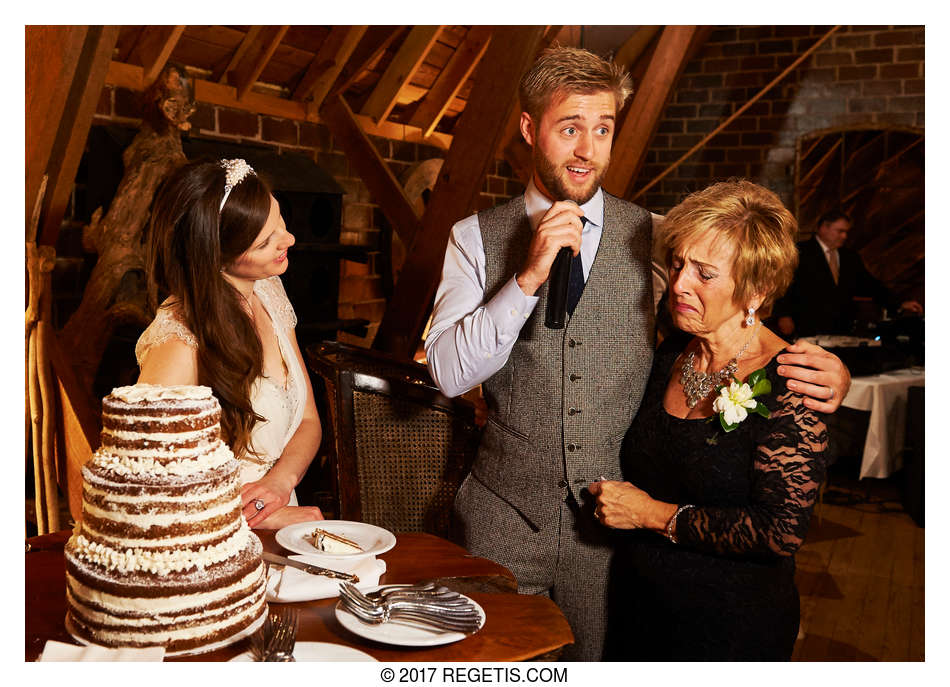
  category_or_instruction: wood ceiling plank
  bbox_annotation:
[233,25,289,100]
[293,25,368,107]
[37,26,121,247]
[373,25,547,358]
[328,26,405,99]
[321,94,421,248]
[213,26,261,83]
[26,26,88,235]
[140,26,186,86]
[107,59,452,148]
[603,25,702,200]
[409,26,492,139]
[360,25,442,124]
[613,25,661,68]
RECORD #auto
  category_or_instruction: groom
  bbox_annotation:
[424,46,850,660]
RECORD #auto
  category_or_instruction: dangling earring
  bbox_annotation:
[746,307,756,327]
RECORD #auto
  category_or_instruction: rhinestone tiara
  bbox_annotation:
[219,158,255,211]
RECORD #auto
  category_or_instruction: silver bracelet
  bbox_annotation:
[666,504,695,544]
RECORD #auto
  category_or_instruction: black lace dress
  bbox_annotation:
[612,336,827,661]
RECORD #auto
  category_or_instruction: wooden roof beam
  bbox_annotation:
[321,94,421,248]
[232,25,289,101]
[212,26,261,83]
[613,26,661,69]
[26,26,87,233]
[360,25,442,124]
[603,26,702,200]
[408,26,492,138]
[136,25,185,86]
[327,26,405,100]
[373,26,548,359]
[105,59,454,149]
[293,26,368,109]
[36,26,121,247]
[629,25,841,202]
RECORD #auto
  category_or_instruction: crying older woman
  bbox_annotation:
[590,180,828,661]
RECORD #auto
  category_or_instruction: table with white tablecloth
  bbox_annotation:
[841,367,924,479]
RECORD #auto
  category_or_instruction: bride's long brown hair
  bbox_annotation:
[147,158,273,458]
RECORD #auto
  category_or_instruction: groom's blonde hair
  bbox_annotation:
[519,46,633,121]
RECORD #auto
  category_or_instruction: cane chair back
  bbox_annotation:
[307,341,480,538]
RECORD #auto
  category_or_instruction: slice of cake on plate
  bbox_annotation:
[312,527,363,554]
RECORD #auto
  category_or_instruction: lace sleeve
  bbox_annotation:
[256,276,297,332]
[134,306,198,367]
[675,389,828,558]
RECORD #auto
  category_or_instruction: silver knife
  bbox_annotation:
[263,552,360,583]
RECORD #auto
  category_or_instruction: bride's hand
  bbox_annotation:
[252,505,324,530]
[241,473,295,528]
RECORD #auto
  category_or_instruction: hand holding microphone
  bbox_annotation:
[515,202,585,324]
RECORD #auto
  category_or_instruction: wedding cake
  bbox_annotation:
[64,384,267,654]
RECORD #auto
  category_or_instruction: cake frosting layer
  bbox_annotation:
[65,384,268,654]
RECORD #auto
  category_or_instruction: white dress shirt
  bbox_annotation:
[425,179,666,398]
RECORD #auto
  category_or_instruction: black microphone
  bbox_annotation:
[544,246,573,329]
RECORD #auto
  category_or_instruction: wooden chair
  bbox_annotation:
[306,341,481,539]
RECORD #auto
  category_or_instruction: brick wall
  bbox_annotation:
[636,25,925,215]
[82,87,524,348]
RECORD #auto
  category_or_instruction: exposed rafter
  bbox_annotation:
[408,26,492,138]
[135,25,185,86]
[360,25,442,124]
[105,60,453,149]
[603,25,702,200]
[373,26,548,358]
[327,26,405,100]
[321,94,421,248]
[212,26,261,83]
[293,25,367,108]
[232,25,289,101]
[37,26,121,247]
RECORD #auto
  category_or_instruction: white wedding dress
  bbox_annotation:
[135,276,307,503]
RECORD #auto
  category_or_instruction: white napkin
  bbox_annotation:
[266,554,386,603]
[39,640,165,661]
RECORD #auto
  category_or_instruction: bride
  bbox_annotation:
[137,157,324,529]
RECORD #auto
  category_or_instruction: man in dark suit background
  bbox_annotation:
[774,210,922,337]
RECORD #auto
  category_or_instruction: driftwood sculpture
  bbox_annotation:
[58,64,195,392]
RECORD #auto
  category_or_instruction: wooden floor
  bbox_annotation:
[792,474,925,661]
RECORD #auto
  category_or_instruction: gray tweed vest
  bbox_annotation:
[473,191,655,530]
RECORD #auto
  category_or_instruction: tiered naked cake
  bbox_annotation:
[64,384,267,655]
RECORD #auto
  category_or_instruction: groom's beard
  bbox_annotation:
[533,145,609,206]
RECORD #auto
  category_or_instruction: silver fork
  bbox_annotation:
[269,608,299,662]
[339,584,481,632]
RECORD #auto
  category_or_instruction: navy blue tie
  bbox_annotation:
[566,217,587,316]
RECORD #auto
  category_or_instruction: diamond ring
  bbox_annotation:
[254,499,265,511]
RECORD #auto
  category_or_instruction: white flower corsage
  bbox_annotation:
[711,368,771,433]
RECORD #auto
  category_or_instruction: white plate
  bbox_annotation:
[275,520,396,561]
[230,641,377,662]
[334,592,485,647]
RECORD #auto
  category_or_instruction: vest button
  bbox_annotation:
[558,479,568,488]
[567,443,577,452]
[570,374,581,382]
[568,339,576,348]
[568,407,581,416]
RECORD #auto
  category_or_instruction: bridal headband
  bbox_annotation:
[219,158,255,211]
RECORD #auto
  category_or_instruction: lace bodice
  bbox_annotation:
[135,276,306,486]
[613,333,829,660]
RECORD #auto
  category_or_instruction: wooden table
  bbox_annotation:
[26,529,573,661]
